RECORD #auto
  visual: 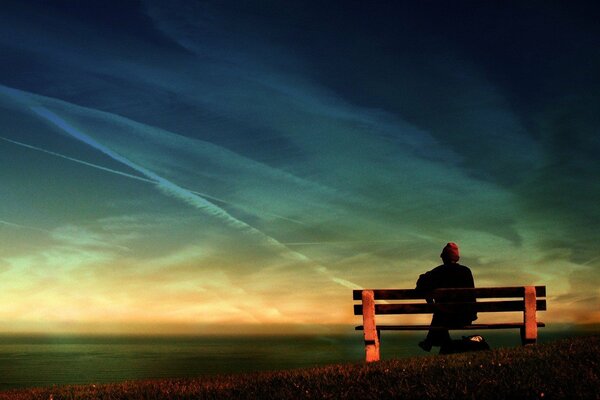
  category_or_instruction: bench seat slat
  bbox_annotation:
[352,286,546,300]
[354,322,546,331]
[354,300,546,315]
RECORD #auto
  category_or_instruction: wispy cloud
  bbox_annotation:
[0,219,50,233]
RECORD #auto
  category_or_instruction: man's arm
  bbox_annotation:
[416,271,430,290]
[466,268,475,288]
[416,271,434,304]
[464,268,477,321]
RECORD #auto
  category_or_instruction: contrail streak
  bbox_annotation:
[0,83,362,291]
[27,105,362,290]
[22,108,280,231]
[30,106,252,229]
[0,135,305,225]
[0,136,153,183]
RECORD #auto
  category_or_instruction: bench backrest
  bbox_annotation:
[353,286,546,315]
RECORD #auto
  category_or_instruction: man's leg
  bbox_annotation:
[419,314,451,351]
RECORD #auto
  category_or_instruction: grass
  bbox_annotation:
[0,335,597,399]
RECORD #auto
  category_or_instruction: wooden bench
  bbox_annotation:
[353,286,546,362]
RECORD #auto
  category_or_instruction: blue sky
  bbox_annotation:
[0,0,598,334]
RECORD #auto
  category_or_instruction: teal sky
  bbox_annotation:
[0,1,599,334]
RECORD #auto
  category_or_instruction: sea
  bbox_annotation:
[0,325,596,390]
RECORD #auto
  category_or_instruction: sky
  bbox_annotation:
[0,0,599,335]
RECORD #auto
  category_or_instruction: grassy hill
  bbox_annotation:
[0,335,597,399]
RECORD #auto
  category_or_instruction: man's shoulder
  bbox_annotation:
[432,263,471,272]
[429,264,446,272]
[455,263,472,271]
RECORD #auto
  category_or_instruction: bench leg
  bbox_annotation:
[521,286,538,345]
[362,290,380,362]
[520,327,536,345]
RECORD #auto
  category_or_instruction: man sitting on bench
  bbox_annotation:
[416,242,478,352]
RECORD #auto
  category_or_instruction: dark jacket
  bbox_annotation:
[416,263,477,325]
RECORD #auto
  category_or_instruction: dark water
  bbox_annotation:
[0,326,595,390]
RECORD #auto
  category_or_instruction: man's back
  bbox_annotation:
[417,263,475,291]
[416,262,477,325]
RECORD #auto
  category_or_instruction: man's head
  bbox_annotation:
[441,242,460,263]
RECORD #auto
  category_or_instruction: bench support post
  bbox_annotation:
[361,290,380,362]
[521,286,538,345]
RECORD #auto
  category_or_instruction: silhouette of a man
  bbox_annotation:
[416,242,477,352]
